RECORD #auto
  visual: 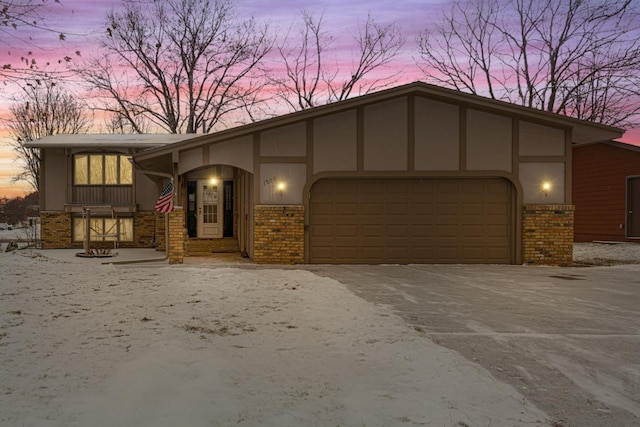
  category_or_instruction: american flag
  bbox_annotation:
[154,181,175,213]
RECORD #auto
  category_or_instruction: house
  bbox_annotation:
[573,141,640,242]
[28,82,623,266]
[28,134,200,249]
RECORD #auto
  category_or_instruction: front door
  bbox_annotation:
[197,180,222,238]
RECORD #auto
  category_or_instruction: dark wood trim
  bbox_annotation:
[357,106,364,172]
[407,94,415,172]
[459,106,467,171]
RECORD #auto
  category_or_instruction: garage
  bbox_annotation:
[309,178,513,264]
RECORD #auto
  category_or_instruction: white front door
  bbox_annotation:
[197,180,222,238]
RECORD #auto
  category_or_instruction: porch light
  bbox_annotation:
[209,177,218,186]
[542,181,551,196]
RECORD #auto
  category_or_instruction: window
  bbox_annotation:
[74,154,132,185]
[73,217,134,242]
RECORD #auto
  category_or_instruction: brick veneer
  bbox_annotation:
[40,212,72,248]
[167,208,185,264]
[254,205,304,264]
[523,204,574,266]
[40,210,158,249]
[155,213,166,251]
[134,211,156,248]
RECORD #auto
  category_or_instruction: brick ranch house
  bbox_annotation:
[28,82,623,266]
[573,140,640,242]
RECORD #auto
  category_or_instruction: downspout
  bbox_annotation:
[103,165,174,265]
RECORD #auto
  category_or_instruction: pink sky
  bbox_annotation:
[0,0,638,198]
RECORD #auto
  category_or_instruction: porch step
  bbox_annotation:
[186,238,239,256]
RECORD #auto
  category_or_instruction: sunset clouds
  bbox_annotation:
[0,0,638,198]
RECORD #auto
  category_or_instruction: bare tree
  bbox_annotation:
[78,0,272,134]
[7,78,88,191]
[416,0,640,128]
[1,0,72,80]
[274,11,405,111]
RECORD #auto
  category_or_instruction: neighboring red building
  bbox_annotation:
[573,141,640,242]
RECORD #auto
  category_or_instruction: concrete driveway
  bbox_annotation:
[304,263,640,427]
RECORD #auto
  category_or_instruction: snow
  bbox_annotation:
[573,241,640,265]
[2,241,637,426]
[0,249,551,427]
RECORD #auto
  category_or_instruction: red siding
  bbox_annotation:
[572,142,640,242]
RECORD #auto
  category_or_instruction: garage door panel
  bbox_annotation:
[360,202,384,215]
[461,224,484,238]
[461,181,486,193]
[387,224,409,236]
[361,246,384,260]
[487,224,509,237]
[410,224,434,237]
[310,224,334,238]
[336,224,358,237]
[361,224,384,237]
[310,178,512,264]
[335,202,358,215]
[436,224,459,237]
[462,203,486,215]
[387,202,410,215]
[437,203,459,215]
[411,202,434,215]
[487,202,509,215]
[310,202,335,215]
[336,246,358,259]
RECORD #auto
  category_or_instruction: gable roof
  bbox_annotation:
[25,81,625,156]
[133,81,624,163]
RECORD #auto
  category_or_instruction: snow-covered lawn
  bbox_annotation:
[0,250,550,427]
[573,242,640,265]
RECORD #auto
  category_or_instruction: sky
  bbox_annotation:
[0,0,638,198]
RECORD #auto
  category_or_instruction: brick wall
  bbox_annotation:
[41,211,159,249]
[134,211,156,248]
[168,208,185,264]
[155,213,166,251]
[40,211,72,249]
[254,205,304,264]
[523,204,574,266]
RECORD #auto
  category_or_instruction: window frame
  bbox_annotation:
[73,153,133,186]
[72,217,134,242]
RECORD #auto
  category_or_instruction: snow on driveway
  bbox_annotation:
[0,250,549,427]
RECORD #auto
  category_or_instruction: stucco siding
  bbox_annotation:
[313,110,358,173]
[466,109,512,172]
[43,148,67,211]
[260,122,306,157]
[520,162,566,204]
[259,163,306,204]
[209,136,254,173]
[519,121,565,156]
[363,97,408,171]
[178,148,203,175]
[136,174,160,210]
[414,97,460,171]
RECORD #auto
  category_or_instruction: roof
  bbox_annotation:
[25,82,625,155]
[575,139,640,153]
[24,133,201,149]
[133,81,624,164]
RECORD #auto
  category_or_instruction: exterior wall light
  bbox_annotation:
[209,177,218,186]
[542,181,551,196]
[277,182,286,196]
